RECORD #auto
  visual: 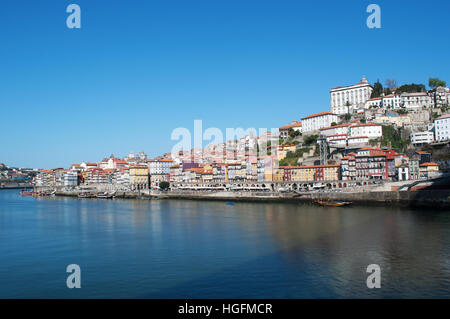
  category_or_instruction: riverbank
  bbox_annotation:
[0,183,33,189]
[152,189,450,209]
[45,188,450,209]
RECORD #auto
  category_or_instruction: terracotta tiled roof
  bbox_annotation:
[420,162,438,167]
[302,111,336,120]
[279,121,302,130]
[320,124,350,131]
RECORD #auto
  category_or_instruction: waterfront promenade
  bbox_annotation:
[33,175,450,209]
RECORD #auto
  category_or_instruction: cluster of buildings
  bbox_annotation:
[328,77,450,146]
[274,149,438,184]
[34,153,174,191]
[331,77,450,115]
[0,163,36,186]
[33,76,448,191]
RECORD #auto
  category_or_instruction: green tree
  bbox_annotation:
[288,128,300,138]
[331,122,337,126]
[396,83,426,94]
[381,126,410,152]
[371,80,383,98]
[159,181,170,190]
[429,77,446,88]
[304,134,318,146]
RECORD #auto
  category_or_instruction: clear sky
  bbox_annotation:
[1,0,449,168]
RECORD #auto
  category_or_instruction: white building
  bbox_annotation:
[349,123,382,139]
[434,113,450,142]
[429,86,449,108]
[348,136,369,145]
[148,159,173,175]
[400,92,432,109]
[366,94,402,109]
[319,124,350,137]
[301,112,339,133]
[382,94,402,109]
[114,168,131,189]
[330,77,373,115]
[63,170,78,187]
[328,136,347,147]
[279,120,302,138]
[410,131,434,146]
[365,97,382,109]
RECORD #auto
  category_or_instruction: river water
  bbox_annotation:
[0,189,449,298]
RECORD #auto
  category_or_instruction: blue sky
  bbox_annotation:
[0,0,449,168]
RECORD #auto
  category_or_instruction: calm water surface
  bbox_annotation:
[0,189,449,298]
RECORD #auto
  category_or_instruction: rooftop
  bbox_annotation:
[302,111,336,120]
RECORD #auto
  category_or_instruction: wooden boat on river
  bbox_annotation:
[315,200,352,207]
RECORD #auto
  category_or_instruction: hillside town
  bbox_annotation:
[0,163,36,188]
[31,76,450,193]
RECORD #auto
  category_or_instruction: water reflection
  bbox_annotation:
[0,190,449,298]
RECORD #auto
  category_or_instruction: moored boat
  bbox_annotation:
[315,200,352,207]
[96,192,113,199]
[20,190,33,196]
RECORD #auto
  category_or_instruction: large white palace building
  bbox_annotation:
[330,77,373,115]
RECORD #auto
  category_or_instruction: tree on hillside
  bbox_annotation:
[429,77,446,88]
[396,83,426,94]
[288,128,301,138]
[304,135,318,146]
[371,80,383,98]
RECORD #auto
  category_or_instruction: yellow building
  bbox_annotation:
[273,167,284,182]
[129,165,149,190]
[264,170,273,182]
[279,164,341,182]
[297,166,315,182]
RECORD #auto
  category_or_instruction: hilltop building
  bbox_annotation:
[330,77,373,115]
[301,112,338,133]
